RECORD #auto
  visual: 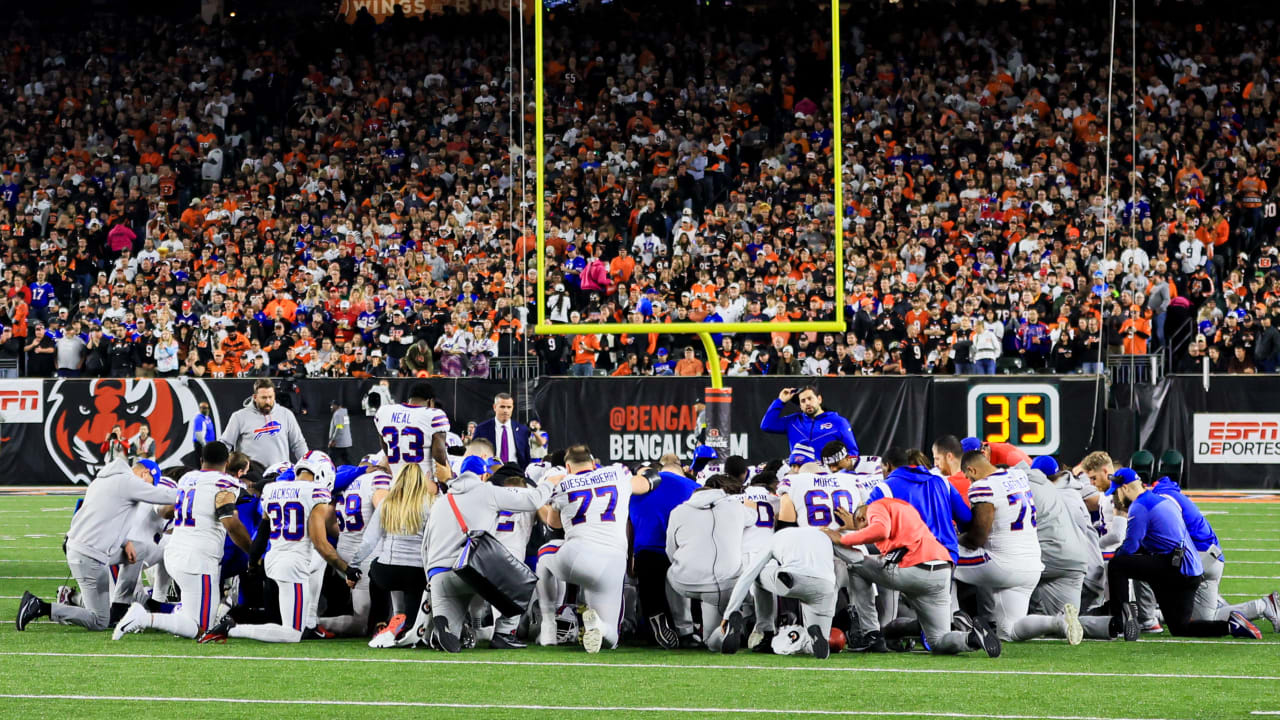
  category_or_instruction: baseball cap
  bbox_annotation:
[961,437,983,453]
[136,459,162,486]
[1030,456,1060,477]
[459,455,503,477]
[1108,467,1140,495]
[693,445,719,461]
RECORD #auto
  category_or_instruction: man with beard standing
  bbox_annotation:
[760,385,857,461]
[219,379,307,467]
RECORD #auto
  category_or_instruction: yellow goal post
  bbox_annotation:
[534,0,846,388]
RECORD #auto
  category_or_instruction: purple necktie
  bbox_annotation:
[500,424,510,463]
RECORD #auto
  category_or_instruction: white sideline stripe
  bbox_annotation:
[0,693,1188,720]
[1251,712,1280,716]
[3,652,1279,681]
[1225,561,1280,565]
[0,576,64,580]
[1226,549,1280,553]
[0,559,63,563]
[1225,576,1280,580]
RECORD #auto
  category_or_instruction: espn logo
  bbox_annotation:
[1194,414,1280,465]
[0,389,40,412]
[0,381,44,423]
[1206,421,1280,441]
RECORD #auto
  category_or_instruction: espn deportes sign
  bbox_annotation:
[0,379,43,423]
[1193,414,1280,464]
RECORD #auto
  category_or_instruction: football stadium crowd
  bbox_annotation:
[1,1,1279,380]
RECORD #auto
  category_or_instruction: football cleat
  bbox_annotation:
[1229,611,1263,640]
[1063,604,1083,646]
[581,608,604,654]
[849,630,888,653]
[112,603,149,640]
[649,614,678,650]
[369,613,406,649]
[1121,602,1141,642]
[721,611,744,655]
[303,626,337,640]
[15,592,44,631]
[197,615,235,644]
[490,632,527,650]
[751,631,775,653]
[430,616,462,653]
[1141,619,1163,634]
[56,585,78,607]
[1262,592,1280,634]
[807,625,830,660]
[677,633,705,650]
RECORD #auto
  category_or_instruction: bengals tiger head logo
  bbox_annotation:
[44,379,219,485]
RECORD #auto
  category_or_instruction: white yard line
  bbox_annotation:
[3,651,1278,681]
[0,693,1189,720]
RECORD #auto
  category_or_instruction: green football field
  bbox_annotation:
[1,493,1278,720]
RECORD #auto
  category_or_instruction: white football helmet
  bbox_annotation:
[770,625,813,656]
[263,462,293,481]
[294,450,336,490]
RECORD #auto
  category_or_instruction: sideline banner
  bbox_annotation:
[0,375,1133,486]
[1192,414,1280,465]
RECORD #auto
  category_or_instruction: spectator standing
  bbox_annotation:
[328,400,353,465]
[55,326,86,378]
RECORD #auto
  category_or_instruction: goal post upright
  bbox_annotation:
[533,0,846,391]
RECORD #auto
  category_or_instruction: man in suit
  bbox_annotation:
[474,392,532,468]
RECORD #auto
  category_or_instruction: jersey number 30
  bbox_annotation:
[267,501,306,541]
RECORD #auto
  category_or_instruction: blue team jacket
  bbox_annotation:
[759,400,858,458]
[1118,491,1204,577]
[1151,479,1221,555]
[629,471,698,555]
[866,465,972,562]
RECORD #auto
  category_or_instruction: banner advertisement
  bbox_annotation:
[0,380,45,424]
[1192,414,1280,465]
[1139,375,1280,489]
[0,375,1160,487]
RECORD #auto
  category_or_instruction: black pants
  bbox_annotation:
[330,446,351,466]
[633,550,672,620]
[370,561,427,628]
[1107,553,1229,637]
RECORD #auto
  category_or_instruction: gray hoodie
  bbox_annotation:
[423,472,552,571]
[666,488,753,592]
[66,458,177,564]
[220,402,308,467]
[1021,463,1092,573]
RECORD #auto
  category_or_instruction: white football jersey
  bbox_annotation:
[779,471,864,530]
[335,469,392,561]
[260,477,331,578]
[164,470,242,573]
[833,469,882,500]
[738,485,781,559]
[965,468,1043,568]
[375,403,450,481]
[551,464,633,552]
[494,507,535,558]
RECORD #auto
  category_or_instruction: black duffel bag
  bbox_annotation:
[446,494,537,617]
